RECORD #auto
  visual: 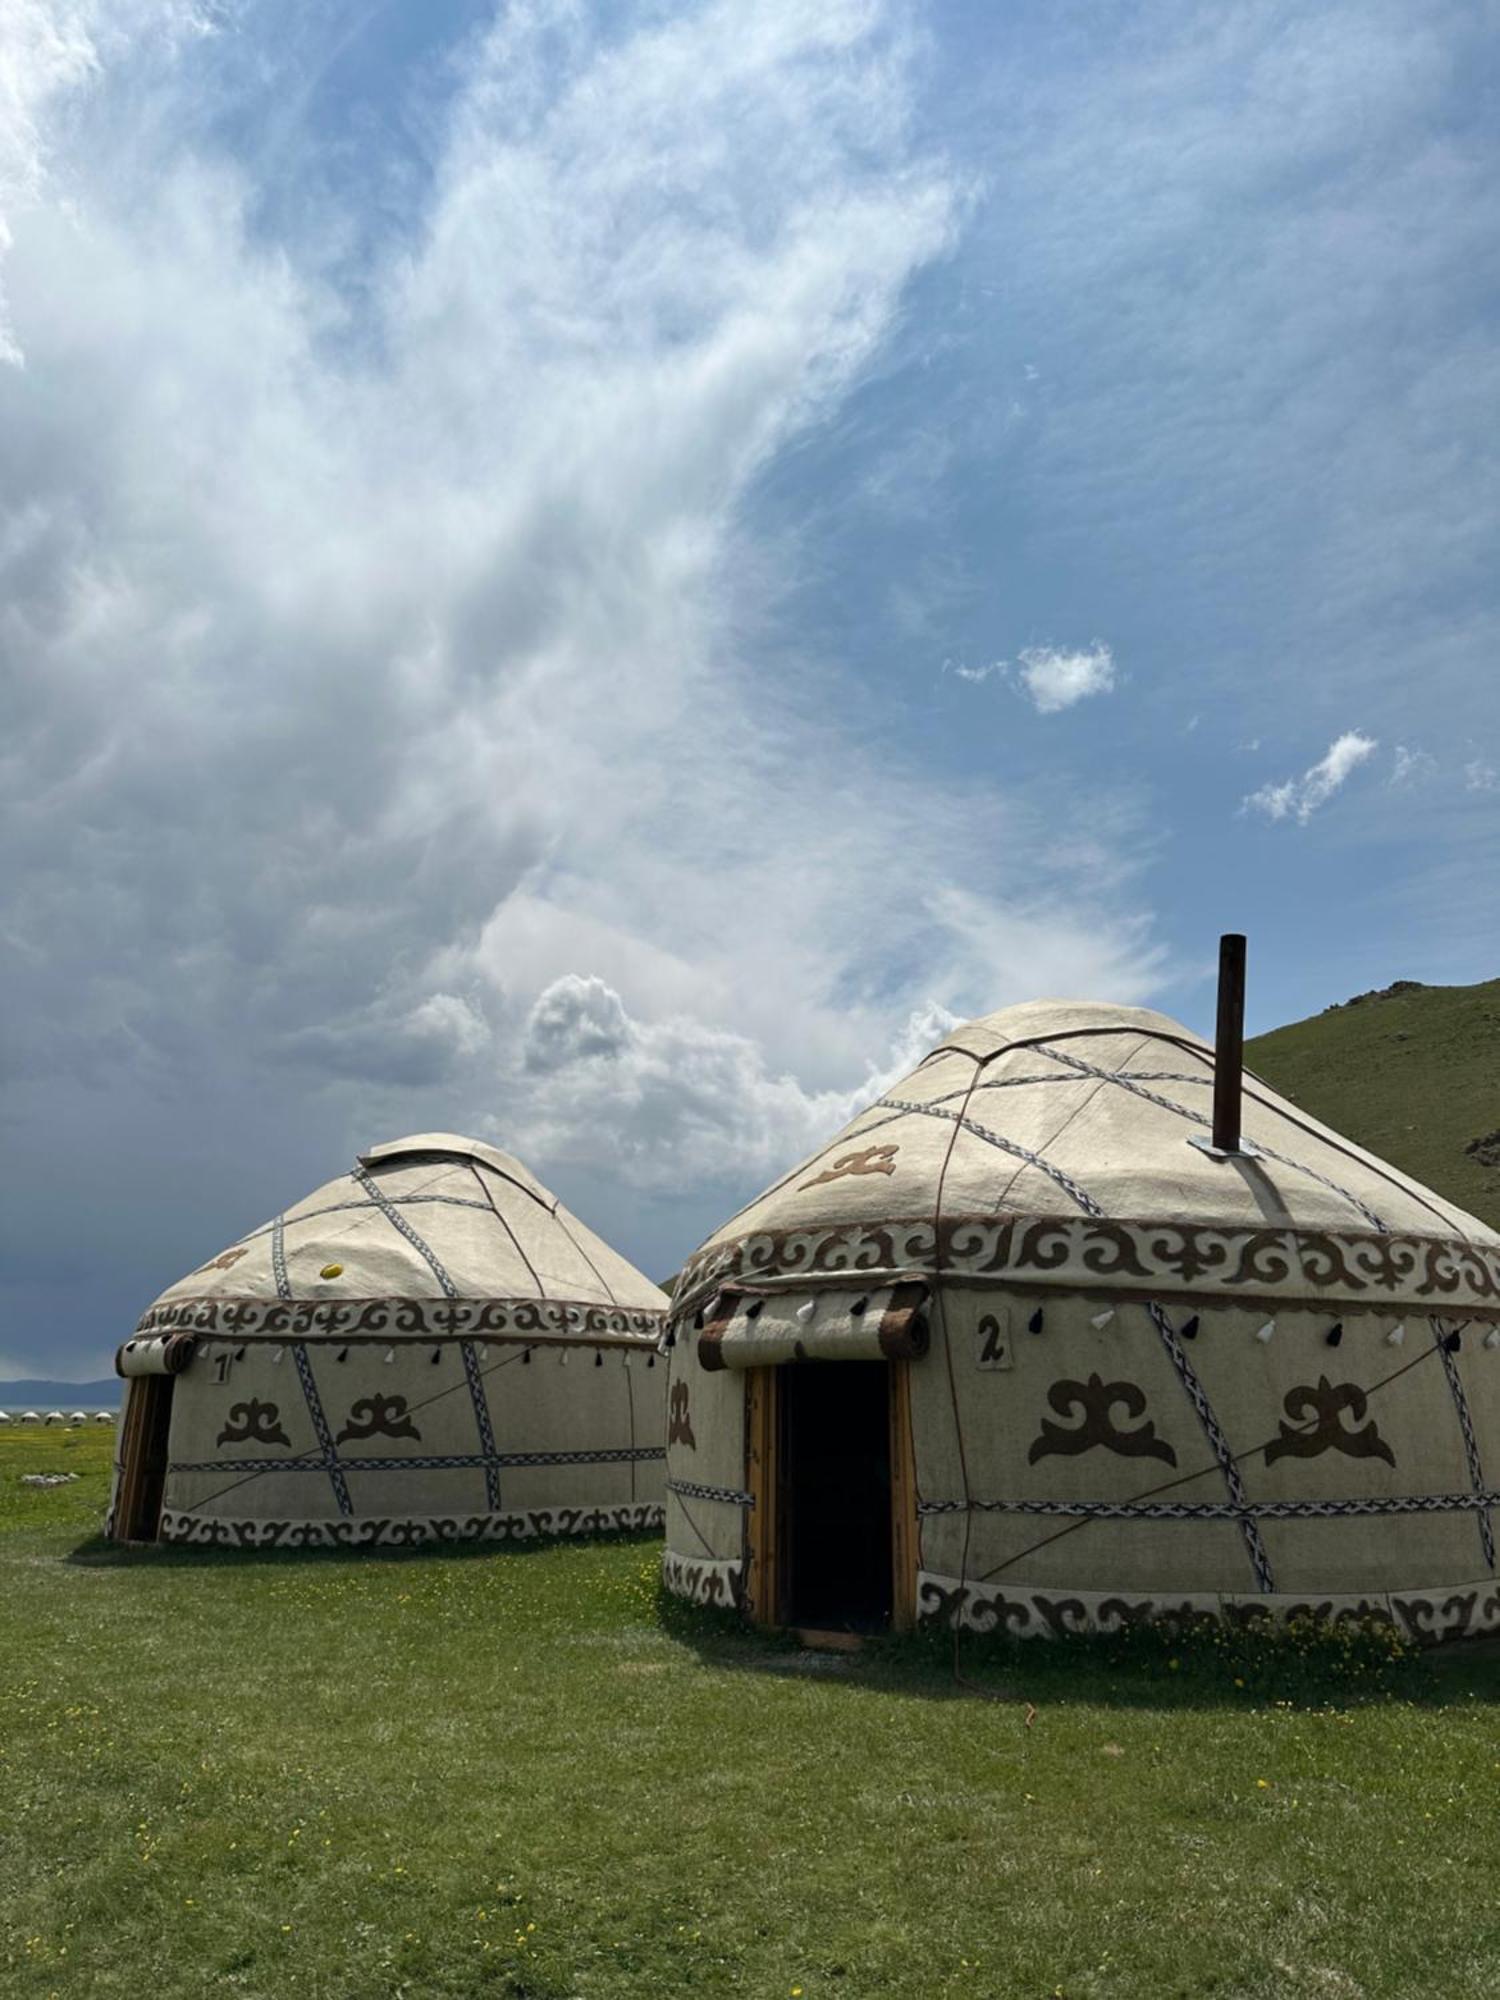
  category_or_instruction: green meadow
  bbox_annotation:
[5,1425,1500,1999]
[1247,976,1500,1234]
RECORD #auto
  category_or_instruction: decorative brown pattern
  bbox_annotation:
[135,1295,664,1342]
[335,1394,421,1445]
[1026,1375,1177,1468]
[160,1502,664,1549]
[216,1400,290,1448]
[198,1246,249,1273]
[667,1381,696,1450]
[670,1213,1500,1318]
[1263,1378,1396,1468]
[914,1571,1500,1646]
[661,1549,743,1608]
[800,1145,900,1191]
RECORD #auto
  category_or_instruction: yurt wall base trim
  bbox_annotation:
[662,1550,743,1608]
[916,1570,1500,1645]
[159,1502,664,1549]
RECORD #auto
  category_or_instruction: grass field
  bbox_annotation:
[1247,977,1500,1234]
[6,1429,1500,1999]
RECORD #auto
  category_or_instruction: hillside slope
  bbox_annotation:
[1247,977,1500,1234]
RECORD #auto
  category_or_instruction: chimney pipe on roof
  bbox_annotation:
[1212,932,1247,1155]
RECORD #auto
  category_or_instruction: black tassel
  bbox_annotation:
[850,1297,868,1318]
[647,1355,655,1368]
[594,1351,603,1367]
[430,1346,442,1364]
[235,1345,247,1362]
[1325,1322,1344,1348]
[522,1349,531,1364]
[336,1346,349,1363]
[1445,1330,1463,1354]
[1180,1316,1200,1341]
[746,1298,764,1320]
[1028,1308,1044,1335]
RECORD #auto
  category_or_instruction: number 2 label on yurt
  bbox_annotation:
[976,1313,1012,1370]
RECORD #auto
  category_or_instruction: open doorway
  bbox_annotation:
[113,1375,175,1543]
[781,1361,893,1632]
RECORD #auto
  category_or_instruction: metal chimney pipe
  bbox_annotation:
[1212,933,1247,1154]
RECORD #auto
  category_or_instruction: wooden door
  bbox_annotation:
[113,1375,174,1543]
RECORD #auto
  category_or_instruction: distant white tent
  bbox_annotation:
[44,1411,64,1425]
[19,1412,39,1425]
[110,1133,669,1548]
[0,1412,9,1424]
[93,1410,113,1424]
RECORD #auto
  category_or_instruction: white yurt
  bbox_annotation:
[19,1412,39,1426]
[44,1411,64,1426]
[0,1412,9,1425]
[662,996,1500,1643]
[109,1134,667,1549]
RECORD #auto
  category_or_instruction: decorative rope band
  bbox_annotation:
[918,1491,1500,1522]
[352,1163,460,1297]
[1033,1044,1389,1235]
[1147,1301,1274,1592]
[170,1446,667,1474]
[667,1478,754,1508]
[1430,1316,1493,1568]
[878,1097,1105,1217]
[291,1340,351,1516]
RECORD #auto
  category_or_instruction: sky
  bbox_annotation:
[3,0,1498,1377]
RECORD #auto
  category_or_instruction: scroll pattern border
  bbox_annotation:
[672,1215,1500,1318]
[159,1502,664,1549]
[915,1569,1500,1646]
[135,1296,664,1341]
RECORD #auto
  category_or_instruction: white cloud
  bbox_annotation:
[1015,642,1116,714]
[1465,759,1497,792]
[1391,744,1436,787]
[510,973,957,1187]
[0,1,1169,1365]
[1245,731,1379,824]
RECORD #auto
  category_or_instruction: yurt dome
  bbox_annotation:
[662,1000,1500,1643]
[109,1134,667,1549]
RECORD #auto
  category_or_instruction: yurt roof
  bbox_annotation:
[673,1001,1500,1320]
[137,1132,666,1343]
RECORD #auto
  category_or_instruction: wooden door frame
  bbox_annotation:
[741,1361,917,1633]
[888,1358,918,1634]
[113,1374,174,1544]
[743,1366,783,1624]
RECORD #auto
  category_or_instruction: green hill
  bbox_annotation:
[1247,976,1500,1233]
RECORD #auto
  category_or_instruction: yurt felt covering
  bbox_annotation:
[109,1134,668,1548]
[662,1003,1500,1641]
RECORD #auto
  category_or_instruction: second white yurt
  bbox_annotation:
[109,1134,667,1549]
[663,993,1500,1643]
